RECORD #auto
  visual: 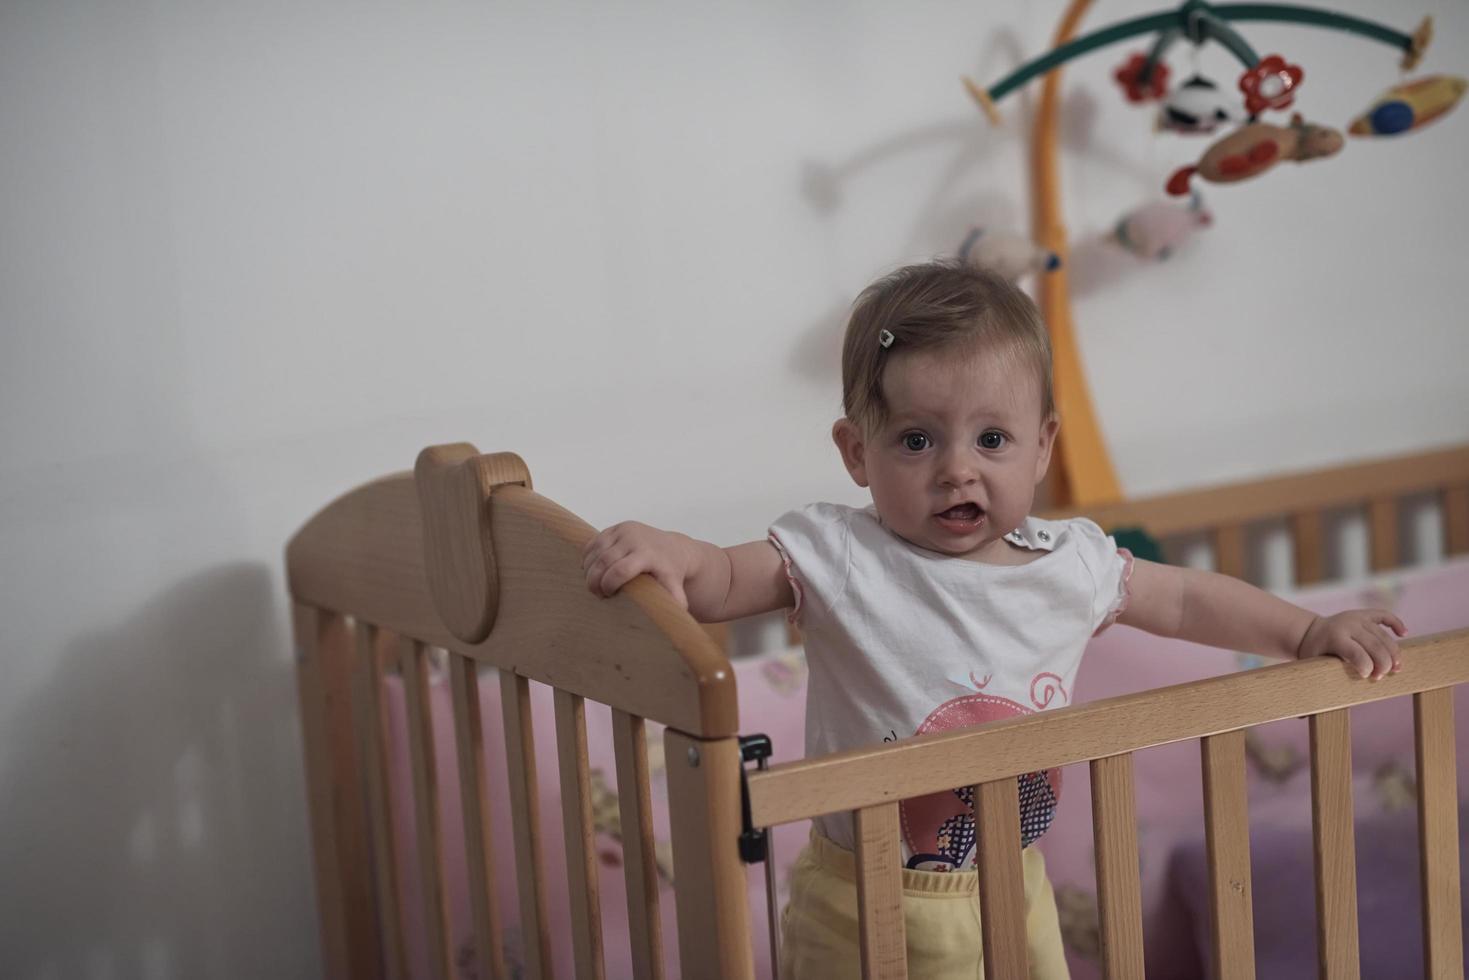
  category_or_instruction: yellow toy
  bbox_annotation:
[1348,74,1467,137]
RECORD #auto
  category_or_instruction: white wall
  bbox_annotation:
[2,2,1465,976]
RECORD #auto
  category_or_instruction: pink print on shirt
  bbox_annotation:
[898,673,1066,871]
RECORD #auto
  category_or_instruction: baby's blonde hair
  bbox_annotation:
[840,259,1054,432]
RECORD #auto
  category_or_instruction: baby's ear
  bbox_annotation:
[1034,415,1060,484]
[832,418,870,488]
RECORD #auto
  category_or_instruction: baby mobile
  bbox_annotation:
[954,0,1464,508]
[969,2,1462,193]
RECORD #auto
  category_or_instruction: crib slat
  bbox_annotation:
[973,778,1028,977]
[1201,731,1255,980]
[448,655,508,980]
[1444,485,1469,556]
[502,671,555,979]
[1368,497,1398,572]
[293,605,381,980]
[1414,688,1463,980]
[554,688,607,980]
[401,641,454,980]
[1091,755,1145,978]
[1289,511,1325,587]
[854,801,908,980]
[611,710,665,980]
[1213,525,1246,579]
[663,730,756,980]
[1309,709,1360,979]
[356,624,410,980]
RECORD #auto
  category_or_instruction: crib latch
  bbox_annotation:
[738,733,773,864]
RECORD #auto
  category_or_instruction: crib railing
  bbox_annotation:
[289,444,751,980]
[745,628,1469,980]
[290,442,1468,980]
[1045,443,1469,584]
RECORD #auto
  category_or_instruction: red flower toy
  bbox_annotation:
[1239,55,1304,114]
[1115,52,1170,103]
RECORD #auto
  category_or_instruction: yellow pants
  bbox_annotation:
[779,831,1070,979]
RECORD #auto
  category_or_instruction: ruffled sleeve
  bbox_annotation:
[1069,518,1134,635]
[767,503,853,625]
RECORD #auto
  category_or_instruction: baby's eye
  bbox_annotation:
[979,431,1007,450]
[901,432,931,452]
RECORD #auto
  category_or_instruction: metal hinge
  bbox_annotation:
[737,733,772,864]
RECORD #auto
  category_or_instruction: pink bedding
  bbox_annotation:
[380,645,810,979]
[382,558,1469,978]
[1046,557,1469,978]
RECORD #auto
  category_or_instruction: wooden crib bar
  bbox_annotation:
[1414,688,1463,980]
[610,709,665,980]
[1446,485,1469,554]
[853,801,907,979]
[554,688,607,980]
[1200,730,1255,980]
[1308,709,1360,979]
[1090,754,1144,978]
[663,730,755,980]
[1212,525,1246,580]
[974,778,1029,976]
[447,654,508,980]
[1368,497,1399,572]
[501,671,555,978]
[1289,511,1326,586]
[357,624,409,980]
[402,641,454,980]
[293,605,381,980]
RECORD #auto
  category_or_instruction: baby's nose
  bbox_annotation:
[937,452,979,487]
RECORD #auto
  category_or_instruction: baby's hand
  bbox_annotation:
[1296,609,1407,680]
[582,521,696,609]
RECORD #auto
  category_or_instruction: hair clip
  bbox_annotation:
[878,328,895,349]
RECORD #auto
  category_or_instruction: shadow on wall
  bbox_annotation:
[0,563,314,980]
[788,27,1033,385]
[790,36,1169,387]
[788,186,1028,384]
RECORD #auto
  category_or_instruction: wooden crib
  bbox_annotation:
[287,441,1469,980]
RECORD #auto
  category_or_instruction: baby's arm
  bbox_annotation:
[1119,559,1406,679]
[582,521,793,622]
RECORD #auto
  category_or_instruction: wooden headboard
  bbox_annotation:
[1045,443,1469,583]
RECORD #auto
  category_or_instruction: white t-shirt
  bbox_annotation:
[768,503,1131,871]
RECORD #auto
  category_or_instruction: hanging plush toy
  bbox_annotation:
[1158,75,1235,134]
[957,228,1061,280]
[1166,113,1343,195]
[1113,192,1213,260]
[1348,74,1468,136]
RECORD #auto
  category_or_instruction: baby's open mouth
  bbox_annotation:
[937,503,983,521]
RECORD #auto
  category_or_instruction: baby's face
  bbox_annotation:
[835,344,1056,562]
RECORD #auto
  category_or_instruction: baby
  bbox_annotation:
[582,260,1404,978]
